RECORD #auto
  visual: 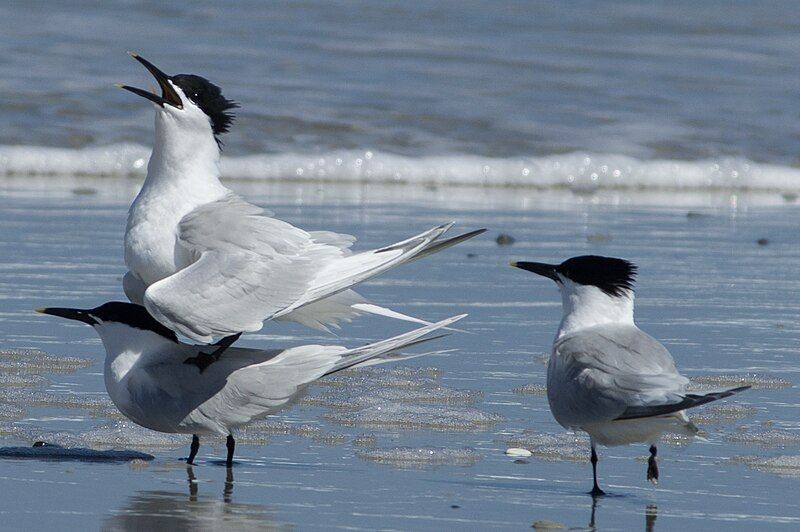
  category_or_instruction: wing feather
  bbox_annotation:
[142,194,456,342]
[548,324,689,428]
[142,194,348,342]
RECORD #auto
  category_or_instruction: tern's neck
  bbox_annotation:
[97,323,178,382]
[144,112,223,191]
[556,282,635,338]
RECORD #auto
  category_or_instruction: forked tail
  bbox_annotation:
[280,223,484,315]
[615,385,751,421]
[326,314,467,375]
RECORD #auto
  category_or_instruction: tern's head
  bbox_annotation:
[512,255,637,298]
[118,53,238,147]
[512,255,637,333]
[36,302,178,344]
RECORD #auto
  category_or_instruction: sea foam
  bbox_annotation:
[3,144,800,191]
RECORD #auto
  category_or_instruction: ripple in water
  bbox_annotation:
[357,446,481,468]
[689,374,793,390]
[503,430,589,462]
[0,348,93,374]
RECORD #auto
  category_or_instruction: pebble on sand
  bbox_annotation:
[495,234,515,246]
[586,233,611,243]
[686,211,706,219]
[532,520,566,530]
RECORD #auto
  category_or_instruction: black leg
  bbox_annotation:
[184,333,242,373]
[647,445,659,484]
[187,434,200,464]
[209,333,243,358]
[590,444,605,496]
[226,434,235,467]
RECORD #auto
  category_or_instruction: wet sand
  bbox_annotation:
[0,178,799,530]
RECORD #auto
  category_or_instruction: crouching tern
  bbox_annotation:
[511,255,749,496]
[37,302,464,466]
[117,52,484,371]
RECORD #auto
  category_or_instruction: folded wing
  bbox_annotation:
[141,194,463,342]
[136,314,466,434]
[549,324,690,428]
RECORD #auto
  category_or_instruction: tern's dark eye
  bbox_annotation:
[170,74,239,138]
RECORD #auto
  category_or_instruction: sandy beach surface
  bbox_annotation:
[0,178,798,530]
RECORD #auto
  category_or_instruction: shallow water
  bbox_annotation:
[3,1,800,189]
[3,0,800,162]
[1,179,799,530]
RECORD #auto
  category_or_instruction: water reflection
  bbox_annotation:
[187,465,198,503]
[588,496,598,529]
[645,504,658,532]
[103,466,286,531]
[584,497,658,531]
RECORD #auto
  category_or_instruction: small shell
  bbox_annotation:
[505,447,532,457]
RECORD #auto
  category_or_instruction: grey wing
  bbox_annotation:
[137,344,347,432]
[548,324,689,428]
[141,194,348,342]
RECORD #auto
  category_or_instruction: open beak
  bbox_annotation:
[117,52,183,109]
[35,307,97,325]
[510,261,560,281]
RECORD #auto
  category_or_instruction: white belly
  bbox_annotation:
[125,215,194,285]
[124,187,202,286]
[583,412,697,447]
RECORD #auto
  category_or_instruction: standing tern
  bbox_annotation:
[117,53,483,370]
[37,302,465,466]
[511,255,749,495]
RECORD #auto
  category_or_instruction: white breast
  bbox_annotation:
[99,323,186,433]
[124,176,228,285]
[124,112,230,287]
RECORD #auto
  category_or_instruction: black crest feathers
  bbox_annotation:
[556,255,637,297]
[171,74,239,141]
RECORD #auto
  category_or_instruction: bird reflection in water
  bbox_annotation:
[584,497,658,531]
[186,465,234,504]
[103,466,285,531]
[224,467,234,504]
[187,465,199,502]
[645,504,658,532]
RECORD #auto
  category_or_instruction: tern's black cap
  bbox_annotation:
[171,74,238,137]
[513,255,637,297]
[120,53,238,145]
[37,302,178,342]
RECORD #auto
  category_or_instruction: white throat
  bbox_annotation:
[555,278,635,338]
[146,109,223,190]
[95,322,177,382]
[125,104,231,283]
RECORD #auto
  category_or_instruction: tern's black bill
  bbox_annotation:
[510,261,560,281]
[118,52,183,109]
[35,307,97,325]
